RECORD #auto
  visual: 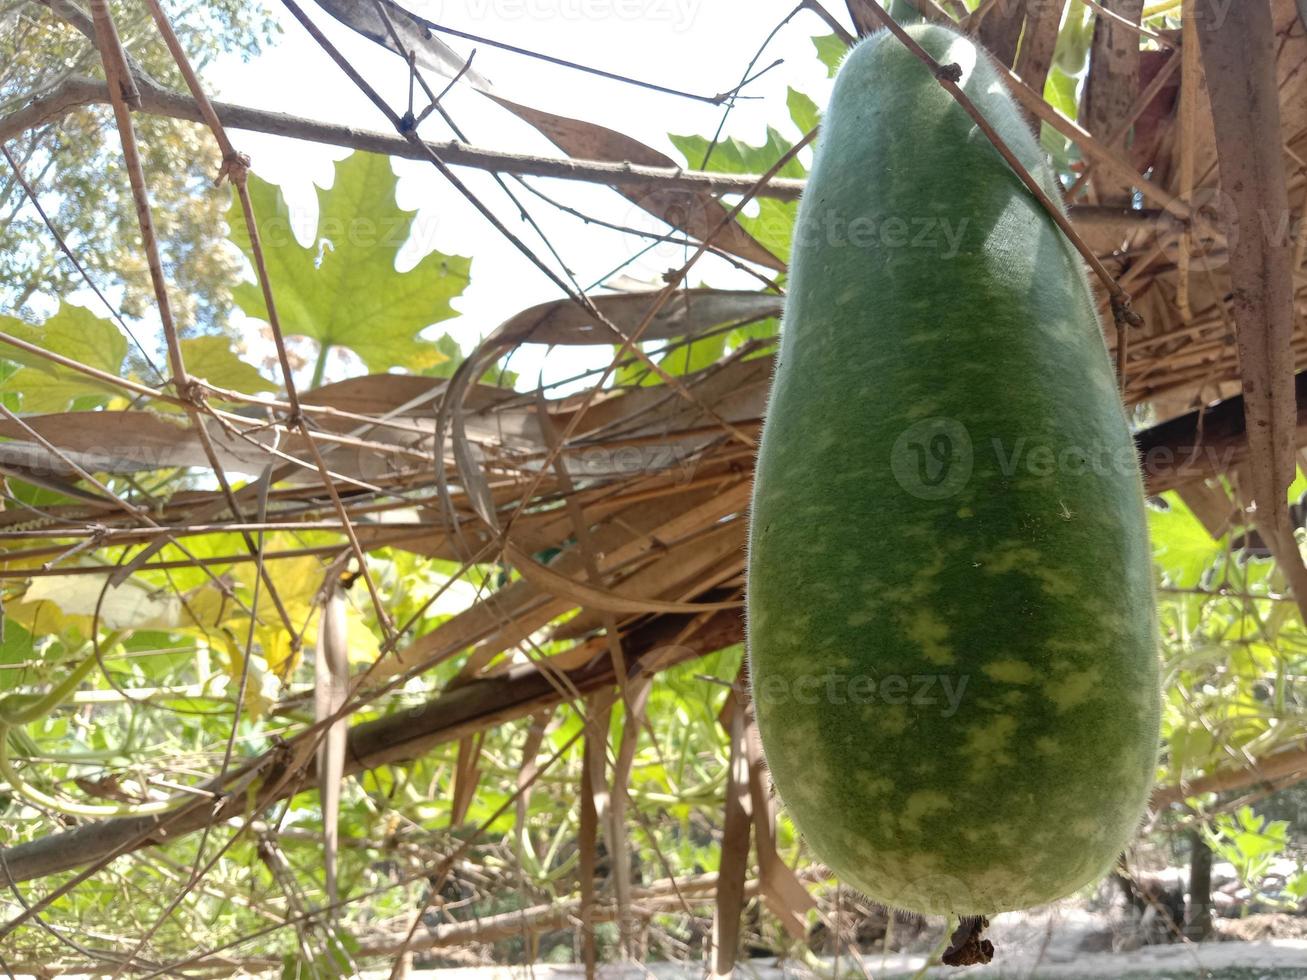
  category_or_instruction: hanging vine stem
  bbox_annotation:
[141,0,396,643]
[85,0,301,641]
[0,403,259,618]
[852,2,1146,341]
[0,634,189,818]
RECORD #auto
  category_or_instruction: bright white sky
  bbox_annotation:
[204,0,840,389]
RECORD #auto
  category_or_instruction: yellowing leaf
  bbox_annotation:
[217,632,274,719]
[259,625,299,682]
[234,550,324,612]
[16,575,181,633]
[344,606,380,665]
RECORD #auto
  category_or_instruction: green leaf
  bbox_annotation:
[655,331,728,382]
[0,622,36,693]
[420,332,518,388]
[787,87,820,137]
[179,335,276,393]
[668,130,803,262]
[669,129,805,181]
[727,317,780,355]
[1053,1,1096,75]
[812,34,846,78]
[227,152,470,378]
[1287,869,1307,901]
[0,304,126,411]
[1040,67,1079,171]
[281,933,358,980]
[1044,66,1080,120]
[1150,495,1223,589]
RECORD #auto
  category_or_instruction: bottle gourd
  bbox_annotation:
[746,23,1160,915]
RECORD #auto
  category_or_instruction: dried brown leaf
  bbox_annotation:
[489,95,786,272]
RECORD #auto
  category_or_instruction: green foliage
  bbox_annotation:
[227,152,471,385]
[179,334,277,394]
[668,125,803,264]
[0,302,274,411]
[1152,486,1307,788]
[656,81,821,368]
[1204,806,1296,903]
[0,1,277,329]
[0,303,126,410]
[1041,67,1081,173]
[1053,1,1097,75]
[1150,495,1225,590]
[812,34,846,78]
[282,933,359,979]
[421,331,520,388]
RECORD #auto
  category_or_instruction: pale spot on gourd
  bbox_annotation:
[884,555,945,604]
[902,608,956,665]
[984,544,1042,574]
[1043,668,1101,712]
[1047,636,1101,657]
[1035,567,1080,598]
[769,628,799,647]
[904,399,941,420]
[861,776,894,797]
[901,790,950,833]
[847,609,875,627]
[1035,736,1060,756]
[983,659,1036,684]
[964,715,1018,769]
[876,705,910,735]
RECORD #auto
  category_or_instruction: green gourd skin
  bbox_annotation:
[747,24,1160,916]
